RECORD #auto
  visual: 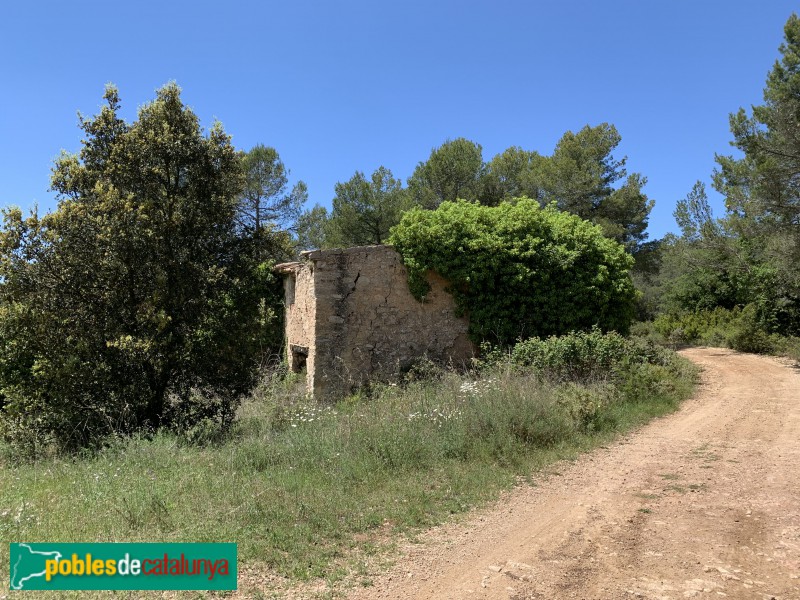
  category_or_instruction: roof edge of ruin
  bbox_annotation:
[274,245,399,275]
[300,244,396,261]
[273,261,302,274]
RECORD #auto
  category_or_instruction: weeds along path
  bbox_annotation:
[347,348,800,600]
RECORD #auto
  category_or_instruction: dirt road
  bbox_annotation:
[348,348,800,600]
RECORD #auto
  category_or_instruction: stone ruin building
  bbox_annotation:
[275,245,475,399]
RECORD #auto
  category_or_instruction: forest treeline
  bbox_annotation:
[296,123,653,261]
[639,13,800,352]
[1,13,798,452]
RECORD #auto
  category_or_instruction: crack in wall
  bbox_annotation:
[343,270,360,302]
[281,245,475,399]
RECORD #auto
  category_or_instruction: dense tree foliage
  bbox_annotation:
[295,203,329,251]
[532,124,653,254]
[407,138,485,208]
[657,188,746,316]
[712,13,800,333]
[390,199,636,345]
[481,146,545,206]
[238,144,307,235]
[0,84,285,451]
[325,167,414,247]
[307,127,652,257]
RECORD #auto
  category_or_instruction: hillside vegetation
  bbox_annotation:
[0,331,696,593]
[4,11,800,597]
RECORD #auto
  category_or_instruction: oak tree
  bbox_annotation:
[0,83,281,450]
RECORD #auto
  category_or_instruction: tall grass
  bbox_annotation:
[0,332,697,596]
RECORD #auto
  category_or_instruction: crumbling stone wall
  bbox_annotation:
[276,245,475,399]
[282,259,316,380]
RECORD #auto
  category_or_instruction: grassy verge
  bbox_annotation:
[0,334,697,598]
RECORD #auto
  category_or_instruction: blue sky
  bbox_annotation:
[1,1,796,240]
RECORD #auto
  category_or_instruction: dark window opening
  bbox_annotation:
[290,344,309,373]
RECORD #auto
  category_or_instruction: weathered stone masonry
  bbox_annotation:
[275,245,475,399]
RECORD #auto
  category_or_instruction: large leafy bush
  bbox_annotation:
[390,199,636,344]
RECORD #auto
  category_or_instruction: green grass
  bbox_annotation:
[0,346,698,598]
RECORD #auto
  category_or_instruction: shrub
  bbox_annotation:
[389,199,636,345]
[651,304,783,355]
[653,307,742,347]
[772,335,800,362]
[509,328,634,381]
[726,304,775,354]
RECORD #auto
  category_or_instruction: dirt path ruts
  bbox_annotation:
[347,348,800,600]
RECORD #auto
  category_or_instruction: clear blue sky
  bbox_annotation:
[1,1,796,240]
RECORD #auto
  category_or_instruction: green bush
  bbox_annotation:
[555,382,616,432]
[647,303,800,360]
[652,305,783,354]
[509,328,632,381]
[726,304,775,353]
[0,85,286,453]
[389,199,636,345]
[772,335,800,362]
[653,306,742,347]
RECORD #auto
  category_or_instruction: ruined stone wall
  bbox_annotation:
[279,260,316,393]
[280,245,475,400]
